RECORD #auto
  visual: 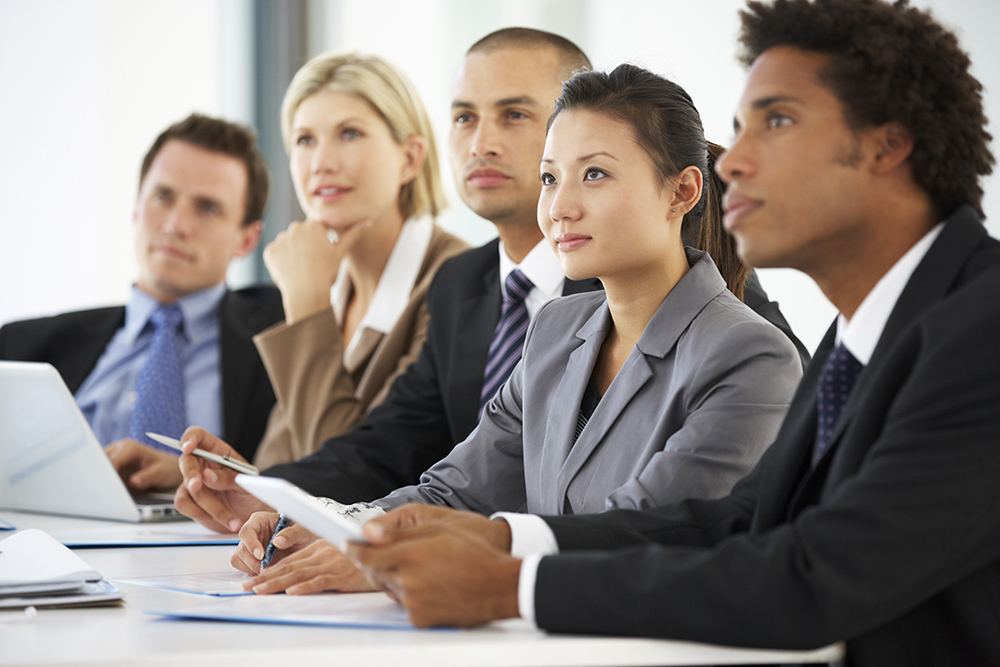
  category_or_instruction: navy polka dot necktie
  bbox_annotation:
[129,304,186,452]
[479,269,534,417]
[813,343,863,465]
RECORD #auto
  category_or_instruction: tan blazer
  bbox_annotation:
[251,225,469,468]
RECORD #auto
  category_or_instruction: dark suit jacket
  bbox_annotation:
[535,206,1000,666]
[267,238,805,503]
[0,286,284,461]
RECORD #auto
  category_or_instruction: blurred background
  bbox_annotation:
[2,0,997,353]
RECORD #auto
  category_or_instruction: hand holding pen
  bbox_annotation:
[171,427,271,535]
[260,513,290,569]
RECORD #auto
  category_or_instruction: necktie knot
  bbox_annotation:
[814,343,863,465]
[504,269,534,305]
[150,304,184,333]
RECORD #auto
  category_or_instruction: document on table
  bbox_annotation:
[0,517,14,530]
[49,521,239,547]
[0,529,123,608]
[149,591,426,630]
[115,571,254,597]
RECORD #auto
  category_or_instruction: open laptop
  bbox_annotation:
[0,361,184,522]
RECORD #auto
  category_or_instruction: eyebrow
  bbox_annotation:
[733,94,804,131]
[194,195,224,212]
[292,116,367,132]
[451,96,540,110]
[540,151,618,165]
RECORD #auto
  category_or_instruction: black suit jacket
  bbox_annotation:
[0,286,284,461]
[536,206,1000,666]
[267,238,805,502]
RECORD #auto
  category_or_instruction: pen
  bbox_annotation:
[145,432,260,476]
[260,513,290,570]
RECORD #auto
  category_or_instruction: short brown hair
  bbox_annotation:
[738,0,994,219]
[468,28,591,82]
[139,114,270,226]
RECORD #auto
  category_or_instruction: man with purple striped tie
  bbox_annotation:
[176,29,804,540]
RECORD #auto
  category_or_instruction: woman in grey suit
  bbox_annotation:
[232,65,803,595]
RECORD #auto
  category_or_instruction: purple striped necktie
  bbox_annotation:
[479,269,534,416]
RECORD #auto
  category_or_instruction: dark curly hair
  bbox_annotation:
[738,0,993,219]
[550,65,750,299]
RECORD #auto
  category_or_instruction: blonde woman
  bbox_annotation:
[251,53,468,468]
[118,54,467,489]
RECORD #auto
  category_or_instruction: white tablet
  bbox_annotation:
[234,475,368,549]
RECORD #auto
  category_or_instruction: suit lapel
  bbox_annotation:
[344,328,383,374]
[772,326,834,522]
[540,305,612,514]
[219,292,259,456]
[64,308,126,392]
[551,252,722,511]
[452,256,502,413]
[785,209,988,515]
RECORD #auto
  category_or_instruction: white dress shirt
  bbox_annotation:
[502,222,945,625]
[497,238,566,318]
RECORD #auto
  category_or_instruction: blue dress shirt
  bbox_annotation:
[75,284,226,446]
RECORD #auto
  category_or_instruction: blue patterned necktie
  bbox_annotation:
[129,304,186,452]
[479,269,535,416]
[813,343,863,465]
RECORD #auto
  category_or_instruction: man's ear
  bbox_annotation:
[870,122,913,175]
[235,220,263,258]
[400,135,428,185]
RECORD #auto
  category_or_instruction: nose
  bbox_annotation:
[715,132,752,185]
[161,205,191,237]
[311,137,340,174]
[471,119,500,158]
[545,181,583,225]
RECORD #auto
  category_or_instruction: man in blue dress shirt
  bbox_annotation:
[0,114,284,489]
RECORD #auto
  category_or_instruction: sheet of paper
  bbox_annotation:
[0,529,101,590]
[49,521,239,547]
[148,590,428,630]
[0,580,123,609]
[115,571,253,597]
[0,518,15,530]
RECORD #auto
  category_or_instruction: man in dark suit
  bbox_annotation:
[176,28,804,534]
[347,2,1000,663]
[0,114,283,488]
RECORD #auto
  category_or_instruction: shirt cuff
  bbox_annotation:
[518,553,543,626]
[490,512,559,558]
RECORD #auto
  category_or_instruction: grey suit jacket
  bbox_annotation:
[376,249,802,515]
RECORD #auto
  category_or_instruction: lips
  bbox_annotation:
[722,191,763,231]
[153,243,193,262]
[466,167,510,188]
[553,233,591,252]
[313,185,351,201]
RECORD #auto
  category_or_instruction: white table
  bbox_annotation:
[0,511,843,666]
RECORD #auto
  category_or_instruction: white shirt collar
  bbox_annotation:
[838,223,944,364]
[331,215,434,357]
[497,238,566,317]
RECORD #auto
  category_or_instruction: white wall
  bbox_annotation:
[2,0,998,354]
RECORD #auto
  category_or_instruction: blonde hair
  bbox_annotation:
[280,52,446,219]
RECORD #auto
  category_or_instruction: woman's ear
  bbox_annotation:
[399,135,428,185]
[669,165,703,217]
